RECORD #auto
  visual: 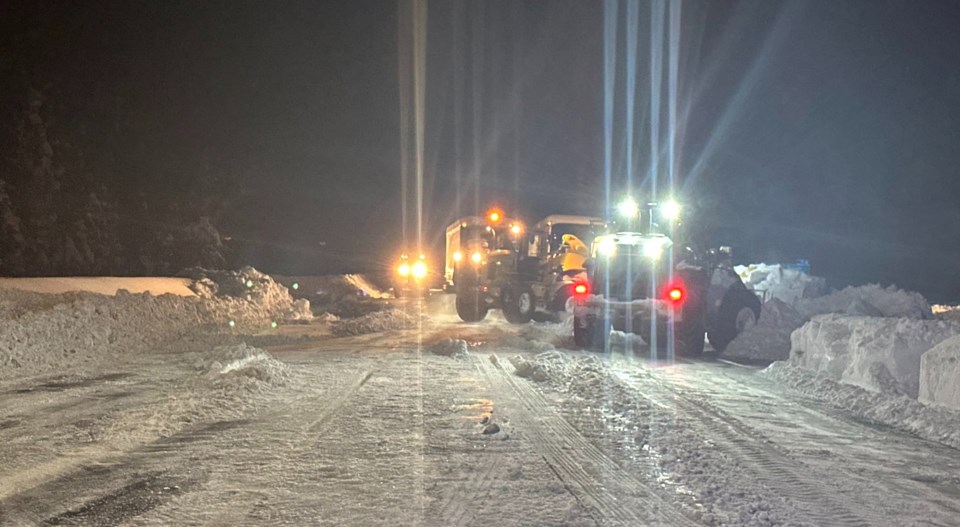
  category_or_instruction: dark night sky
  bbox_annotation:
[3,0,960,300]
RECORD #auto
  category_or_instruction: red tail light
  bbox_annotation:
[666,285,684,304]
[573,283,589,296]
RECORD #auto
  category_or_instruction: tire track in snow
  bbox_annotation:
[614,368,885,527]
[477,354,697,527]
[437,450,501,527]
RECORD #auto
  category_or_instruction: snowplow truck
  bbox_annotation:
[495,215,607,323]
[445,212,525,322]
[572,232,760,356]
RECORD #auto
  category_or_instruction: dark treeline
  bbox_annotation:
[0,2,231,276]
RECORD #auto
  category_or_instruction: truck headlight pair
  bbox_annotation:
[398,261,427,278]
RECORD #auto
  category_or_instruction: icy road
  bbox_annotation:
[2,300,960,526]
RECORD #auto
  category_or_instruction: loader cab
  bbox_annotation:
[444,213,524,288]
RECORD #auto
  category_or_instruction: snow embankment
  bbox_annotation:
[919,335,960,409]
[0,267,309,379]
[724,265,933,363]
[789,315,960,398]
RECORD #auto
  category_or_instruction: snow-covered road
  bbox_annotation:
[2,299,959,526]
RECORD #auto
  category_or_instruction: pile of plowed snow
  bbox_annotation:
[724,273,933,363]
[185,266,312,321]
[0,268,309,379]
[789,315,960,398]
[736,263,826,305]
[795,284,931,319]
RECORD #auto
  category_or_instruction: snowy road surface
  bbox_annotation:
[2,300,960,526]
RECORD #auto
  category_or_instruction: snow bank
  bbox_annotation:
[764,361,960,449]
[789,314,960,398]
[919,335,960,409]
[796,284,931,319]
[722,280,933,363]
[722,299,806,362]
[184,266,312,320]
[736,263,826,304]
[0,267,309,379]
[331,309,413,337]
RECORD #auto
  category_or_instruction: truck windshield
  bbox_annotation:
[460,225,495,247]
[549,223,601,253]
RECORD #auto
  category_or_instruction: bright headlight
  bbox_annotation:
[617,197,639,219]
[397,263,411,276]
[641,237,669,259]
[598,238,617,257]
[452,251,463,262]
[660,199,681,221]
[471,252,482,264]
[412,261,427,278]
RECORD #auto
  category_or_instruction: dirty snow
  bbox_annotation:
[789,314,960,398]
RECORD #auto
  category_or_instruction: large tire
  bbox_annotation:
[502,284,534,324]
[456,291,488,322]
[573,314,593,348]
[675,314,706,356]
[707,287,761,353]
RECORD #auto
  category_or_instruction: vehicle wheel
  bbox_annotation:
[590,313,610,352]
[456,291,488,322]
[502,285,534,324]
[393,288,402,299]
[573,315,592,348]
[675,315,706,357]
[707,287,761,353]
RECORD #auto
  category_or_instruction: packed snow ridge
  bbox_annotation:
[727,263,960,416]
[0,267,309,379]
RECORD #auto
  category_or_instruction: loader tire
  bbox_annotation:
[502,285,534,324]
[707,287,761,353]
[456,291,488,322]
